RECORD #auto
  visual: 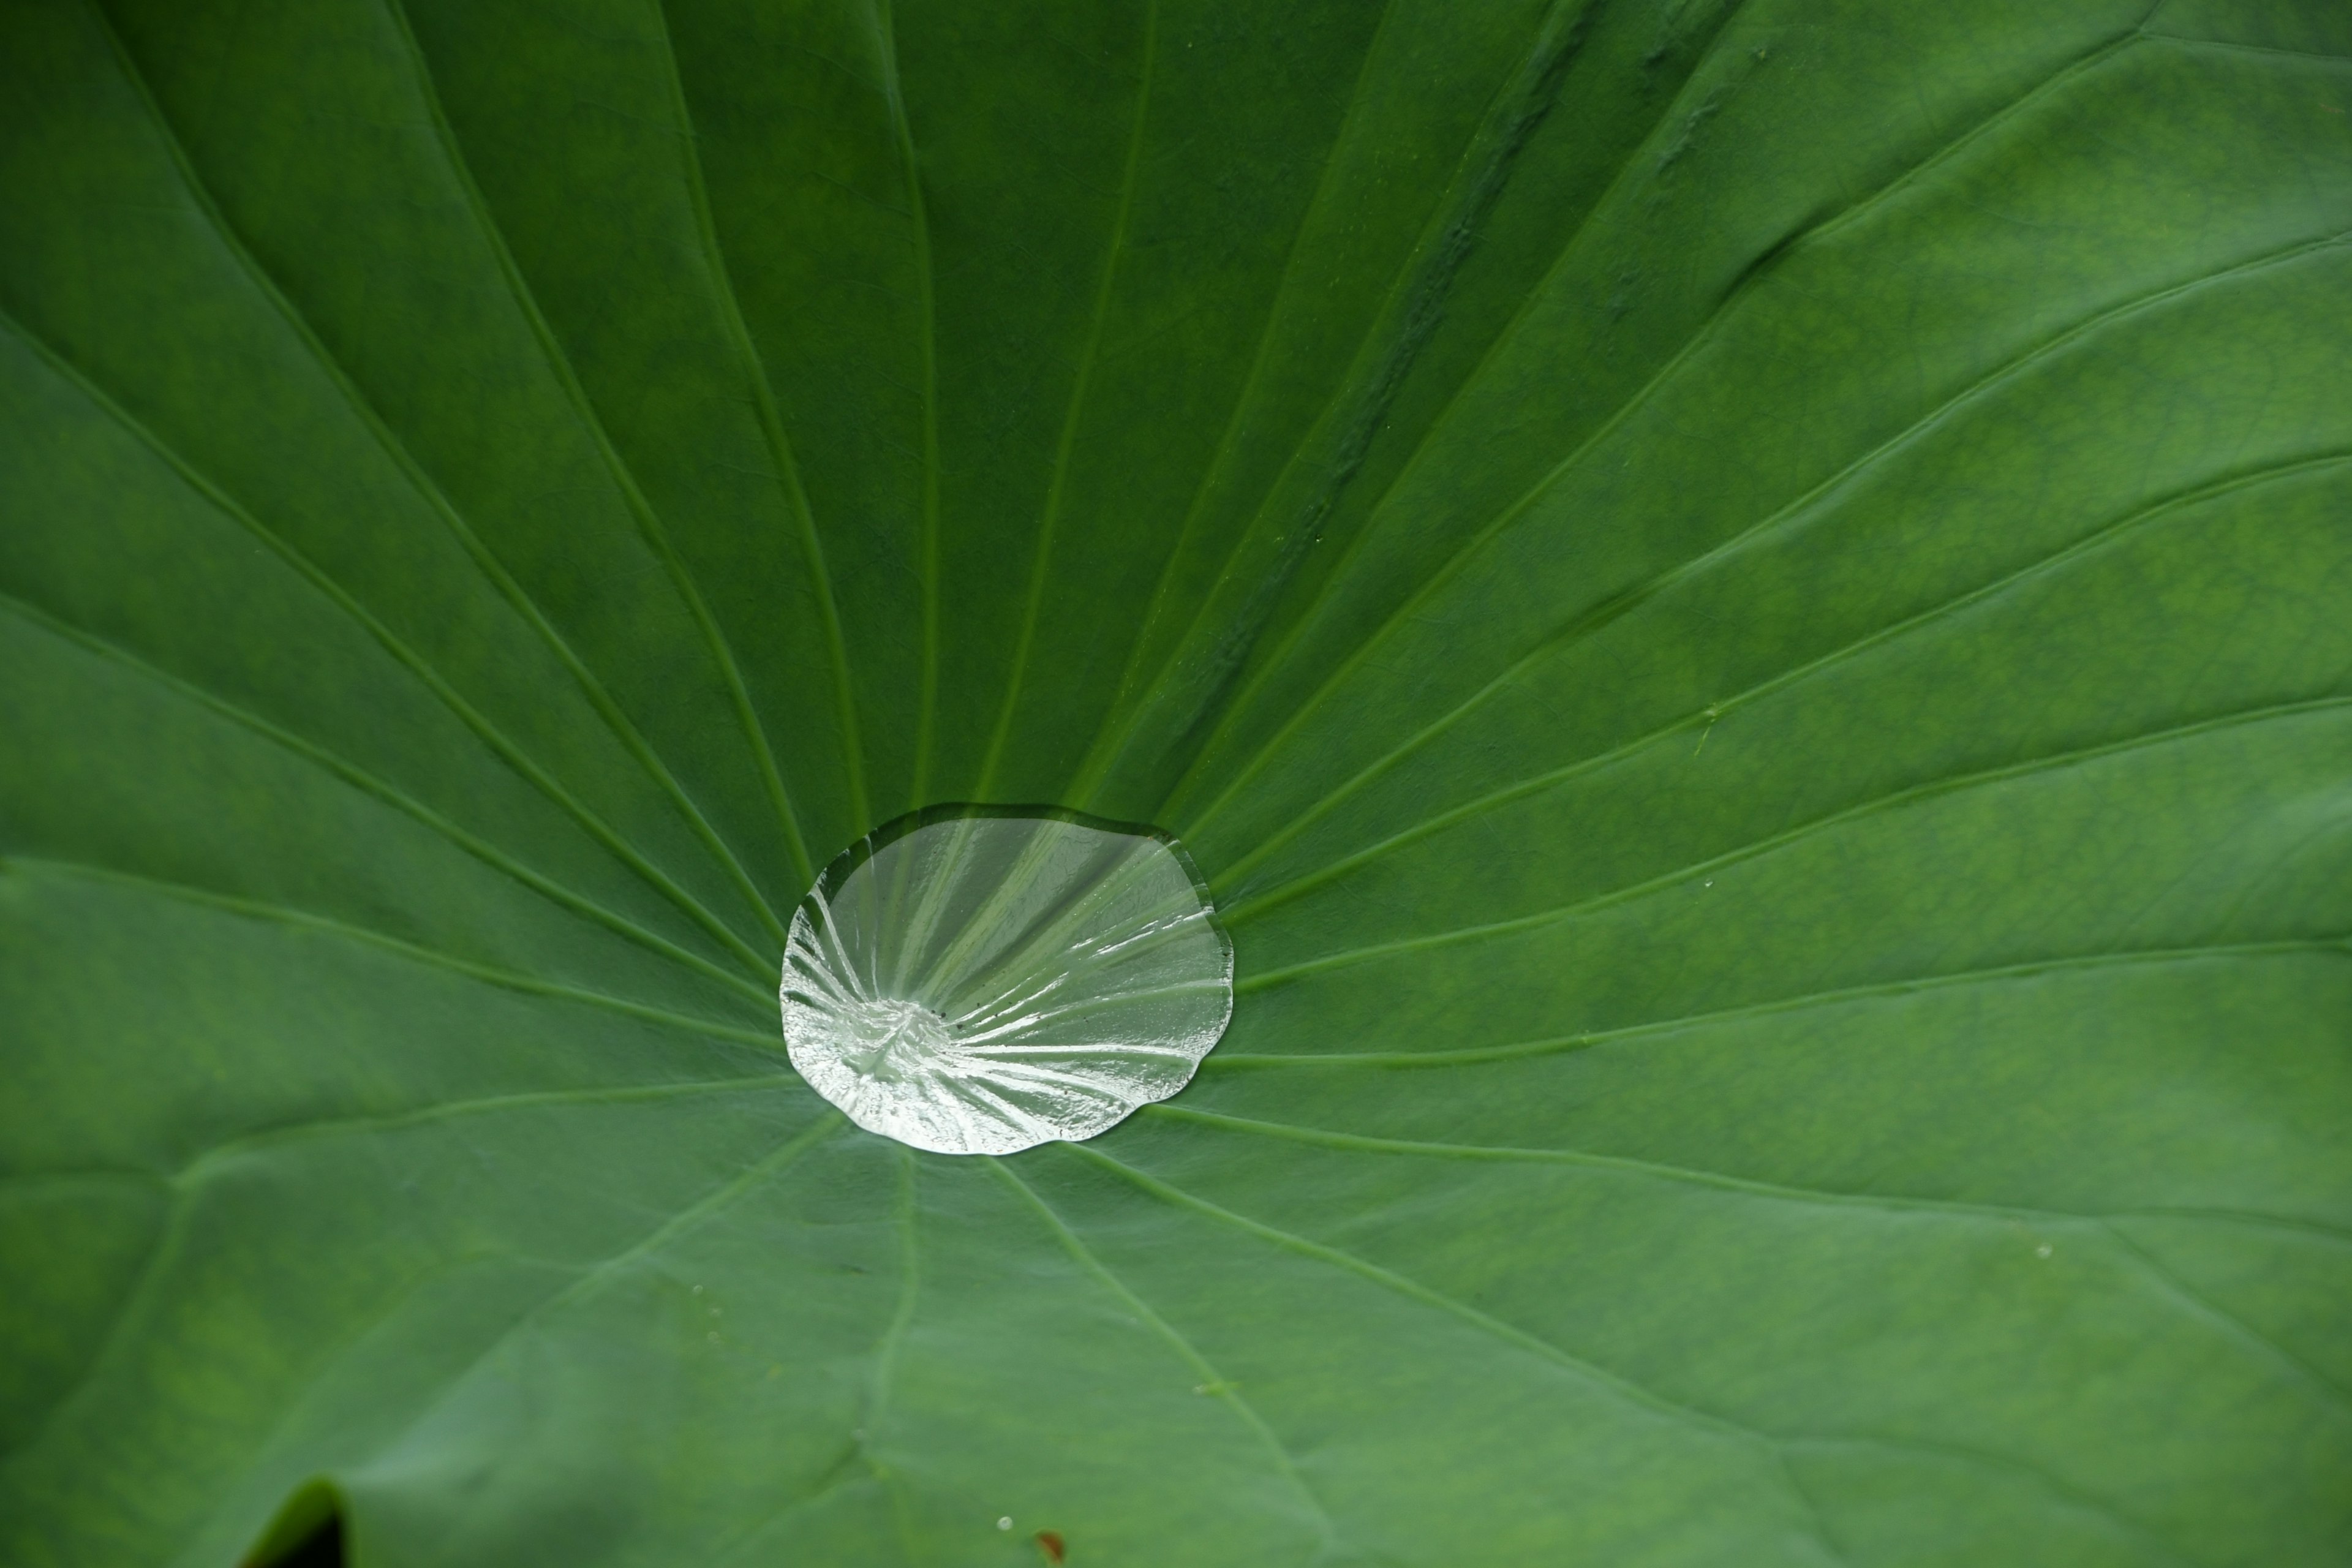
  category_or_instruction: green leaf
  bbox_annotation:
[4,0,2349,1562]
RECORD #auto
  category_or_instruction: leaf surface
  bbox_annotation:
[3,0,2350,1563]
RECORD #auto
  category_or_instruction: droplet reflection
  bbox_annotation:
[780,809,1233,1155]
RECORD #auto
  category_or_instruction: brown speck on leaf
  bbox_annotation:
[1035,1529,1066,1564]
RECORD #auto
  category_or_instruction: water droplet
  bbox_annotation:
[997,1517,1014,1531]
[2035,1243,2053,1258]
[782,810,1234,1155]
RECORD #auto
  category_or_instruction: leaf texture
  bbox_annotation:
[3,0,2350,1563]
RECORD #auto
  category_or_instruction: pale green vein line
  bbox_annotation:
[2147,32,2352,67]
[9,326,776,992]
[1120,0,1618,823]
[0,303,774,980]
[1774,1455,1853,1568]
[0,588,772,1005]
[1145,1105,2136,1234]
[1065,1144,1816,1491]
[986,1157,1340,1559]
[1235,695,2352,992]
[2099,1225,2352,1415]
[870,0,942,813]
[1,1081,815,1460]
[709,1449,874,1564]
[1216,448,2352,915]
[1060,0,1402,810]
[873,1145,922,1423]
[974,0,1158,800]
[710,1464,867,1565]
[21,1098,827,1515]
[1127,1114,2352,1438]
[380,0,814,894]
[199,1248,552,1551]
[650,0,868,843]
[361,1110,846,1450]
[82,0,794,947]
[704,1140,918,1563]
[1183,211,2346,845]
[8,1205,167,1468]
[7,1077,796,1194]
[173,1077,804,1191]
[878,1146,925,1557]
[2113,1208,2352,1251]
[1779,1434,2201,1568]
[6,856,778,1048]
[1160,27,2158,833]
[1200,937,2351,1070]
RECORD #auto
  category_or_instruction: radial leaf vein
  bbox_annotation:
[1235,696,2352,992]
[9,856,777,1047]
[869,0,943,811]
[975,0,1158,799]
[1112,0,1611,818]
[1065,1143,1837,1535]
[986,1157,1338,1557]
[0,315,775,976]
[650,0,870,839]
[170,1077,806,1193]
[83,0,797,943]
[1145,1105,2178,1234]
[380,0,815,897]
[1216,448,2352,914]
[0,588,774,1004]
[1200,937,2351,1070]
[360,1112,848,1456]
[2097,1226,2352,1413]
[1061,0,1401,809]
[1164,26,2161,833]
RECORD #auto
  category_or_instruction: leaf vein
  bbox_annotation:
[1235,695,2352,992]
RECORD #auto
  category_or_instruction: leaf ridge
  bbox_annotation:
[1067,1143,1843,1552]
[1,1097,826,1487]
[650,0,872,840]
[1060,0,1404,809]
[1234,695,2352,992]
[80,0,799,942]
[1166,26,2169,833]
[1144,1106,2203,1235]
[169,1077,803,1194]
[1202,937,2351,1070]
[2141,32,2352,66]
[1101,0,1623,814]
[1132,1115,2352,1459]
[2097,1226,2352,1414]
[1,306,777,978]
[379,0,815,892]
[0,587,772,1003]
[1217,447,2352,914]
[1779,1435,2201,1568]
[7,856,777,1048]
[351,1112,848,1480]
[869,0,943,810]
[986,1158,1339,1559]
[976,0,1159,799]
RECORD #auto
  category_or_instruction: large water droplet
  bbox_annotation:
[780,809,1233,1155]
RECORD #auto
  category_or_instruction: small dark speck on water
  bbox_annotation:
[1036,1529,1066,1564]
